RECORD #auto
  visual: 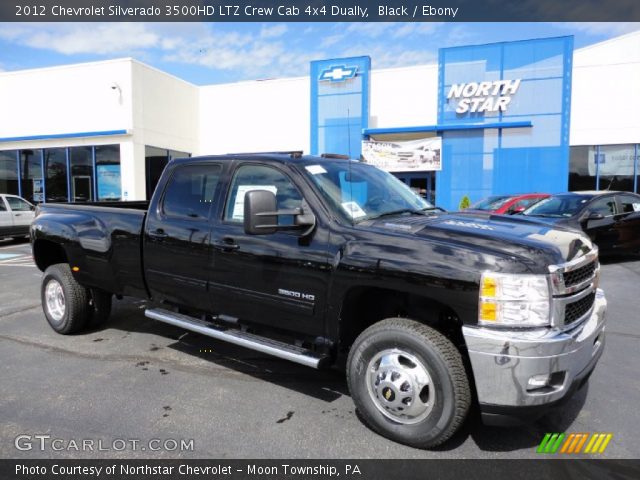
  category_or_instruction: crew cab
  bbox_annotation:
[31,154,607,448]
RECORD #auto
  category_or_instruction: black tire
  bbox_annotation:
[87,288,113,327]
[41,263,90,334]
[347,318,471,449]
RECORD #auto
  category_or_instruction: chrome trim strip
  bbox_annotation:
[145,308,324,368]
[548,248,599,274]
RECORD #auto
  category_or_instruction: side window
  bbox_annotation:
[589,197,617,216]
[225,164,303,225]
[618,194,640,214]
[6,197,31,211]
[162,164,222,219]
[0,199,6,212]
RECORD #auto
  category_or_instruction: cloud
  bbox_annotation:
[552,22,640,37]
[260,24,287,39]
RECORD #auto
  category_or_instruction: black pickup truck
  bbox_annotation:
[31,154,607,448]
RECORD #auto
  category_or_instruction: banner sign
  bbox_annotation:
[362,137,442,172]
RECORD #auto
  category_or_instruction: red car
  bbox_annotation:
[466,193,550,215]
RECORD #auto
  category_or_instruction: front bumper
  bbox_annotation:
[462,288,607,425]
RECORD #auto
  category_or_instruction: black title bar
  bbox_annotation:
[1,0,640,22]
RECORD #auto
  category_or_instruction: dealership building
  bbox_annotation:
[0,30,639,210]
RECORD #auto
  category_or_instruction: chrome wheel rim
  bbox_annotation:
[45,279,65,322]
[365,348,435,424]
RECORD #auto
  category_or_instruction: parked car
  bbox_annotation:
[467,193,550,214]
[522,191,640,255]
[31,154,606,449]
[0,194,35,240]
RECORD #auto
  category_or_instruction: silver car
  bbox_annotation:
[0,194,35,240]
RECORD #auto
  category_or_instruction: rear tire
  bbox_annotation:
[347,318,471,449]
[41,263,90,334]
[87,288,112,327]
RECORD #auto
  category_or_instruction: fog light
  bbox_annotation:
[528,374,551,389]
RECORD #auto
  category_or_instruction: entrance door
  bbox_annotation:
[72,176,92,202]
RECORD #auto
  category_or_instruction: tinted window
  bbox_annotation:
[471,196,511,211]
[589,197,617,216]
[617,194,640,214]
[0,198,6,211]
[524,195,591,218]
[162,164,222,219]
[225,164,303,224]
[6,197,32,211]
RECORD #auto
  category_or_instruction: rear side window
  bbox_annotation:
[618,194,640,214]
[6,197,31,211]
[162,164,222,219]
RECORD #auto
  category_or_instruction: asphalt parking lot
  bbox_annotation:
[1,237,639,459]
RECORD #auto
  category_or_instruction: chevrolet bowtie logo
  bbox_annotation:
[319,65,357,82]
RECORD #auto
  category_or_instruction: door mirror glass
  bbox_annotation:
[244,190,277,235]
[587,211,605,221]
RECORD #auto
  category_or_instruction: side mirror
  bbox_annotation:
[510,206,526,215]
[587,212,605,221]
[30,205,36,211]
[244,190,277,235]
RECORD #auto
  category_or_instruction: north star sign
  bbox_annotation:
[319,65,358,82]
[447,79,521,113]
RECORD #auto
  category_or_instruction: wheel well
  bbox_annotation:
[338,287,465,353]
[33,240,68,272]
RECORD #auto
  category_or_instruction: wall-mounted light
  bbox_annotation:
[110,82,122,104]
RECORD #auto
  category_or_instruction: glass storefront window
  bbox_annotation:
[20,149,43,203]
[597,144,635,193]
[95,145,121,201]
[569,146,596,191]
[0,150,19,196]
[69,146,94,202]
[43,148,69,202]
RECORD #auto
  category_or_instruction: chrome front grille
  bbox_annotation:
[549,249,599,328]
[564,292,596,326]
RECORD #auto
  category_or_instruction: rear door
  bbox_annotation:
[144,162,226,311]
[0,196,13,236]
[208,161,331,337]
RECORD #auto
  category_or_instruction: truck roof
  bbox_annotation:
[171,153,353,166]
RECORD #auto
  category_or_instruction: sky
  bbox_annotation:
[0,22,638,85]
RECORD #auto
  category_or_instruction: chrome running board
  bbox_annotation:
[145,308,327,369]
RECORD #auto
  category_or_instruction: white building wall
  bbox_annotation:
[198,77,309,155]
[570,31,640,146]
[369,65,438,128]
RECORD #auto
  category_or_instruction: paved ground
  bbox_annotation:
[0,237,639,459]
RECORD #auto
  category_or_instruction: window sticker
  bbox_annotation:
[633,203,640,212]
[305,165,327,175]
[232,185,277,220]
[341,201,366,219]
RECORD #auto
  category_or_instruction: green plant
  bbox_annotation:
[458,195,471,210]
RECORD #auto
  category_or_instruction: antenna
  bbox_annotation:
[347,108,354,226]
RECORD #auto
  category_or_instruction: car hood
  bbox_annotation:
[366,211,594,271]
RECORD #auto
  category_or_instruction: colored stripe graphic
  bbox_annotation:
[538,433,613,454]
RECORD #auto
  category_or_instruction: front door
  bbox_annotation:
[5,196,34,229]
[584,195,618,252]
[0,197,13,235]
[209,162,331,337]
[73,176,92,202]
[144,162,225,311]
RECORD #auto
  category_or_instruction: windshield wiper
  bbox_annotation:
[362,209,426,222]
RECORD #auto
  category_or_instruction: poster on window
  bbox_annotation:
[32,178,43,202]
[362,137,442,172]
[97,165,122,201]
[587,146,635,176]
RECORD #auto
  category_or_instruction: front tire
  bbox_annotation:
[347,318,471,449]
[41,263,90,334]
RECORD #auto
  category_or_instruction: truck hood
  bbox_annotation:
[366,211,594,271]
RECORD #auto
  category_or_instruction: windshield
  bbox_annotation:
[470,196,512,211]
[299,161,434,223]
[523,195,590,218]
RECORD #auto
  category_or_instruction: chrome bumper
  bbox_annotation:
[462,288,606,409]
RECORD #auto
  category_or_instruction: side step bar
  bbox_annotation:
[145,308,328,369]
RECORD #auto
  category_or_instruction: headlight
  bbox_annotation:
[479,272,550,327]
